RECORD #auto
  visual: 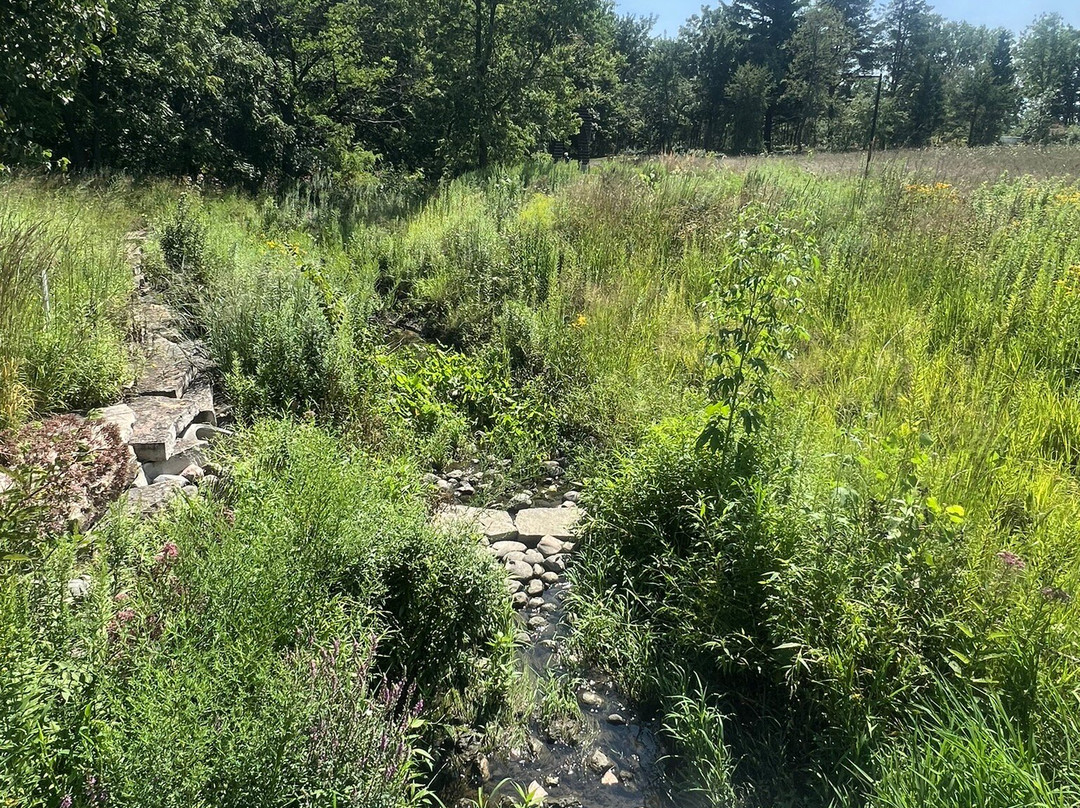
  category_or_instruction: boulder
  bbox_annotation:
[124,478,186,518]
[506,560,534,581]
[490,540,527,559]
[537,535,563,557]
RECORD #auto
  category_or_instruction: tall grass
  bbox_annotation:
[0,181,135,425]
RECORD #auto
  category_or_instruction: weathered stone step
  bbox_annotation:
[433,505,519,542]
[514,507,581,545]
[132,335,199,398]
[128,379,214,462]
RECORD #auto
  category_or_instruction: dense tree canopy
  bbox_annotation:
[1,0,1079,181]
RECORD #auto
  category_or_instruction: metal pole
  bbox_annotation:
[865,73,883,179]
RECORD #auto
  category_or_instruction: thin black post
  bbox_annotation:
[865,73,883,179]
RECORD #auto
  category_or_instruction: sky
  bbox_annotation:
[614,0,1080,39]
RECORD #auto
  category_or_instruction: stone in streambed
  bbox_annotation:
[601,769,619,786]
[434,505,518,542]
[506,560,534,581]
[490,540,527,559]
[526,578,544,597]
[512,592,528,609]
[586,748,615,773]
[541,571,560,585]
[543,554,567,573]
[537,534,563,557]
[580,690,604,708]
[515,507,581,544]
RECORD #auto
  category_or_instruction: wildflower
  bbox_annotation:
[154,541,179,564]
[573,313,588,328]
[116,608,136,623]
[996,550,1026,571]
[59,795,72,808]
[113,591,129,602]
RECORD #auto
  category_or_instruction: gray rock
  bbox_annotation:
[533,563,545,577]
[543,554,567,573]
[514,631,531,645]
[522,548,545,566]
[601,769,619,786]
[540,602,557,613]
[544,776,560,788]
[515,507,581,543]
[433,506,518,542]
[457,482,475,497]
[528,596,545,609]
[607,713,626,725]
[141,441,207,482]
[537,535,563,557]
[128,379,214,462]
[132,335,197,398]
[490,540,527,559]
[562,490,582,503]
[153,474,189,486]
[506,561,534,581]
[526,578,544,597]
[447,469,465,481]
[504,551,526,564]
[508,492,533,512]
[93,403,136,444]
[560,500,578,508]
[586,748,614,773]
[541,460,564,478]
[506,579,523,595]
[527,615,548,630]
[541,571,560,585]
[436,478,454,493]
[580,691,604,709]
[125,478,185,518]
[512,592,528,609]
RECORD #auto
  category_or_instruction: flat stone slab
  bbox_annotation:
[133,336,197,398]
[433,506,518,542]
[92,403,136,444]
[128,381,213,463]
[514,507,581,543]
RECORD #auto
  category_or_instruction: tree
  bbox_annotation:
[881,0,945,146]
[944,27,1017,146]
[783,4,856,147]
[727,62,774,152]
[1017,14,1080,129]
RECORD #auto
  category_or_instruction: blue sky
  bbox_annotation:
[614,0,1080,39]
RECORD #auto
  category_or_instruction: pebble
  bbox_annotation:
[544,775,560,787]
[586,748,614,773]
[580,690,604,708]
[607,713,627,725]
[508,492,533,512]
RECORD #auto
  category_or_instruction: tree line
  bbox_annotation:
[1,0,1078,185]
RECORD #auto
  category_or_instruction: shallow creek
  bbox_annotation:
[481,582,675,808]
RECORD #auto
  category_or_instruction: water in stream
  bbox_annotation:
[444,578,676,808]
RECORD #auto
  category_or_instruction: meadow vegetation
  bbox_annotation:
[4,145,1080,806]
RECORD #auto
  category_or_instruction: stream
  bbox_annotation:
[433,479,677,808]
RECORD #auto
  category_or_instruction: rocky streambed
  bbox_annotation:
[431,469,675,808]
